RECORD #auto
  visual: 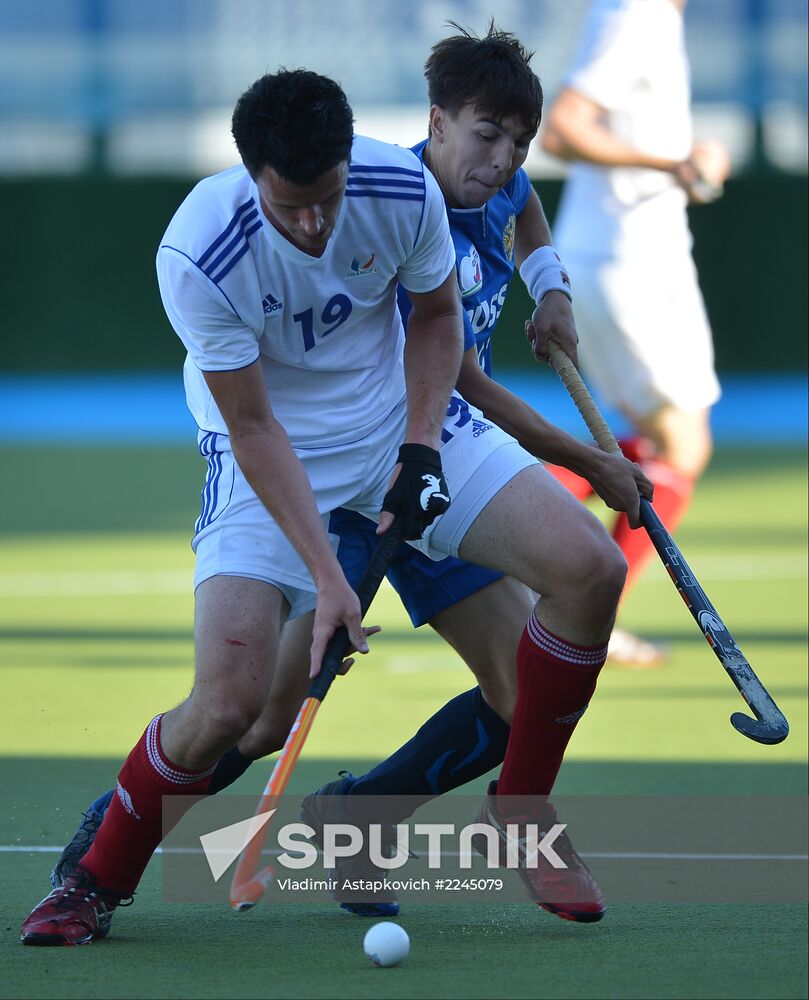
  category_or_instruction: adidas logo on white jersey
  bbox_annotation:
[262,292,284,315]
[472,419,493,438]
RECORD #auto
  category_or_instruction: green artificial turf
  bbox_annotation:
[0,444,806,999]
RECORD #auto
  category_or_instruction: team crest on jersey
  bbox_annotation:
[346,252,380,278]
[502,213,516,262]
[458,244,483,297]
[262,292,284,315]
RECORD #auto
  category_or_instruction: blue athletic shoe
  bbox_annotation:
[300,773,401,918]
[50,790,115,888]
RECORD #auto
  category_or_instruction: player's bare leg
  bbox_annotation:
[239,581,527,767]
[51,587,303,889]
[459,464,625,641]
[457,464,624,921]
[236,612,315,760]
[428,575,534,722]
[458,462,624,796]
[23,576,287,944]
[160,576,287,768]
[633,403,712,480]
[234,573,530,764]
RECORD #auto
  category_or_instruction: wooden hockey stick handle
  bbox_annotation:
[547,343,621,454]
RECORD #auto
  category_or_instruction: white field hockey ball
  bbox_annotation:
[363,921,410,967]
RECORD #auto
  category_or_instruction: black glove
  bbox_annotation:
[381,444,451,540]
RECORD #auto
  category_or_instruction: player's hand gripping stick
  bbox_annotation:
[381,444,450,539]
[547,342,789,746]
[229,520,407,910]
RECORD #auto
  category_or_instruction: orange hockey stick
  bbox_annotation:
[229,521,405,910]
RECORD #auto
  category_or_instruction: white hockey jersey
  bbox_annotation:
[157,135,456,448]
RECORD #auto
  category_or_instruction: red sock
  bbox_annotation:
[613,457,693,591]
[497,615,607,796]
[80,715,215,895]
[545,463,594,502]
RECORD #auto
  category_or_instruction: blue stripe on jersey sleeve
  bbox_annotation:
[349,164,424,177]
[208,221,262,283]
[202,208,260,278]
[345,190,425,201]
[413,159,428,251]
[195,199,255,269]
[347,177,425,190]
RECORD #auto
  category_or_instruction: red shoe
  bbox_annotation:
[20,870,132,946]
[475,781,606,923]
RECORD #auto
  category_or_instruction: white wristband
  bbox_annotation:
[519,245,572,304]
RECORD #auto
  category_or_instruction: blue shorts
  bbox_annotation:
[329,507,504,628]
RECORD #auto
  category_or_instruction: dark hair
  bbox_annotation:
[425,21,543,132]
[231,69,354,183]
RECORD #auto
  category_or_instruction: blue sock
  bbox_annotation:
[348,688,509,808]
[208,747,254,794]
[87,789,115,818]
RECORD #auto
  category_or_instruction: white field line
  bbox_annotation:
[0,554,805,598]
[1,845,806,862]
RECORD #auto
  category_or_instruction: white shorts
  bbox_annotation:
[191,393,537,617]
[562,251,721,420]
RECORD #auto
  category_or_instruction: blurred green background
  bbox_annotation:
[2,173,806,373]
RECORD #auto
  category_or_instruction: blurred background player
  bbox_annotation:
[542,0,730,668]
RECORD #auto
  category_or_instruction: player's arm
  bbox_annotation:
[156,246,367,674]
[542,87,680,169]
[542,88,728,203]
[202,361,368,673]
[402,269,464,447]
[454,349,652,527]
[514,188,579,366]
[377,269,463,538]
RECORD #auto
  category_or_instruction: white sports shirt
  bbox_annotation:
[553,0,694,259]
[157,135,456,448]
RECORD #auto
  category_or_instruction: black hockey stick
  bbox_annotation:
[548,343,789,745]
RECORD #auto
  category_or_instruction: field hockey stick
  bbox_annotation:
[229,520,406,910]
[547,342,789,745]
